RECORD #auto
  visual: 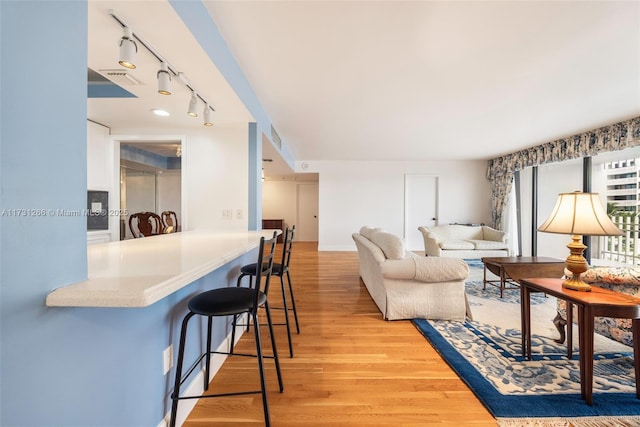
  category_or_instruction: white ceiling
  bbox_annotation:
[88,1,640,173]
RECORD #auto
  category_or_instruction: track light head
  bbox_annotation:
[203,104,214,126]
[118,27,137,69]
[157,62,171,95]
[187,92,199,117]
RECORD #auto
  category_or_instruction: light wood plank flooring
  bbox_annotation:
[184,242,497,426]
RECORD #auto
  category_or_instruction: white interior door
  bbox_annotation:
[404,174,439,251]
[297,183,319,241]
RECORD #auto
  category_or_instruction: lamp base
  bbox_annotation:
[562,274,592,291]
[562,234,591,292]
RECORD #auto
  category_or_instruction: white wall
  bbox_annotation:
[182,126,249,231]
[87,121,116,242]
[105,125,250,234]
[262,180,297,225]
[262,179,320,241]
[157,170,182,227]
[302,159,491,251]
[87,121,111,191]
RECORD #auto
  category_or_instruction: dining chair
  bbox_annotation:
[162,210,179,233]
[128,212,163,237]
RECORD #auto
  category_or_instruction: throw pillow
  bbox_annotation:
[370,230,405,260]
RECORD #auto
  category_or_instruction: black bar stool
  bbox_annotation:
[233,226,300,358]
[169,232,282,427]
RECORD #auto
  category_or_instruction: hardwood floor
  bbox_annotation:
[184,242,497,426]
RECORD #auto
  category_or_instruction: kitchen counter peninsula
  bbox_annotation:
[46,230,279,308]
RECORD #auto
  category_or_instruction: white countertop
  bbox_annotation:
[46,230,279,308]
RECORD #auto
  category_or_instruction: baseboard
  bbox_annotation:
[158,316,248,427]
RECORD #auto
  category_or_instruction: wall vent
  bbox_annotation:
[98,69,143,86]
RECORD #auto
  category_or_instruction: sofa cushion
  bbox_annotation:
[440,240,475,250]
[370,230,405,260]
[469,240,509,250]
[431,225,484,241]
[582,266,640,286]
[359,226,378,240]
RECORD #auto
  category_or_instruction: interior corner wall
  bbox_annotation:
[313,159,491,251]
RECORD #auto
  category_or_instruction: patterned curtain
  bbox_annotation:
[490,172,514,230]
[486,117,640,229]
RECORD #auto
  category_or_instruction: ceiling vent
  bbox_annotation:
[98,69,143,86]
[271,125,282,149]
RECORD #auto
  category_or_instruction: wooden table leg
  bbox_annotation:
[521,285,531,359]
[483,264,488,290]
[634,319,640,399]
[578,305,594,405]
[567,302,573,359]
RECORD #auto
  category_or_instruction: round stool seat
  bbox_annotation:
[241,263,285,276]
[188,288,267,317]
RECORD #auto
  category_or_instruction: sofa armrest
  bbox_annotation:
[381,257,469,282]
[413,257,469,282]
[418,226,442,256]
[482,226,507,243]
[381,258,418,280]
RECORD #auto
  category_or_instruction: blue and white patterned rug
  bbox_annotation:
[413,260,640,427]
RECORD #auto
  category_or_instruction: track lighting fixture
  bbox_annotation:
[203,104,214,126]
[110,11,217,127]
[157,62,171,95]
[118,27,137,69]
[187,92,199,117]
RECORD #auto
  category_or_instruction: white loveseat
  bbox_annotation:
[352,226,470,321]
[418,224,508,258]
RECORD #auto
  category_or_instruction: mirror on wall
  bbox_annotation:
[120,142,182,240]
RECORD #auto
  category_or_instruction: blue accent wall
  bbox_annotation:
[88,83,137,98]
[0,2,256,426]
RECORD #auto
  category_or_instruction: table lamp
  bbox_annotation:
[538,191,622,291]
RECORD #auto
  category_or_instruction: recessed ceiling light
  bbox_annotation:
[151,109,170,117]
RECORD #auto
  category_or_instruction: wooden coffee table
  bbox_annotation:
[481,256,565,298]
[520,277,640,405]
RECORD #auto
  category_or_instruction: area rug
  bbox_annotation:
[413,261,640,427]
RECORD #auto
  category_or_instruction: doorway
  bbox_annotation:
[297,183,319,241]
[116,139,184,240]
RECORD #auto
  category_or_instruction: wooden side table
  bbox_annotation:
[482,257,565,298]
[520,277,640,405]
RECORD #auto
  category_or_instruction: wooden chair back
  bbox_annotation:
[129,212,164,237]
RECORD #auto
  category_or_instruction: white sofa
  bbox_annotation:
[352,226,470,321]
[418,224,508,258]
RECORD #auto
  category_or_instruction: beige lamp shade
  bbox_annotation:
[538,192,622,236]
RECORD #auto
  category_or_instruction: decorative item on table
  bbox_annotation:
[538,191,622,291]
